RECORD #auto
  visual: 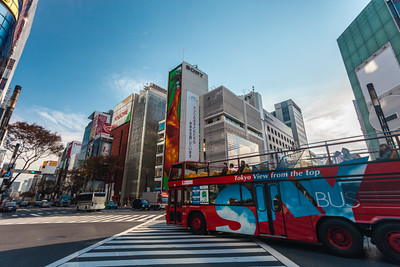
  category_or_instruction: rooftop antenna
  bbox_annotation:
[252,86,255,93]
[182,48,185,62]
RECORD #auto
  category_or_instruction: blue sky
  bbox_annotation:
[10,0,370,147]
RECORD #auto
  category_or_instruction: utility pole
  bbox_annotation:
[367,83,395,148]
[0,85,22,145]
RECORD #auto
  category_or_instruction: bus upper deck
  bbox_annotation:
[168,131,400,185]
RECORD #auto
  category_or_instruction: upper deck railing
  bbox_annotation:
[168,131,400,180]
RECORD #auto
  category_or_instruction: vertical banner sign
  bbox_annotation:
[163,65,182,190]
[185,91,200,161]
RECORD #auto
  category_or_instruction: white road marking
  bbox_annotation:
[59,256,278,266]
[45,215,164,267]
[254,238,299,267]
[94,241,258,250]
[78,248,267,258]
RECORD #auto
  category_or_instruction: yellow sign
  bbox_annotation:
[1,0,20,20]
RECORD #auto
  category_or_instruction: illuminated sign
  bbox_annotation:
[163,64,182,190]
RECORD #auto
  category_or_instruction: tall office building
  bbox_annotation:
[203,86,265,162]
[273,99,308,146]
[107,95,133,203]
[78,121,93,162]
[338,0,400,140]
[121,83,167,202]
[0,0,38,104]
[163,62,209,189]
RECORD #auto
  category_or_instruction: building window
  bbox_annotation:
[156,156,163,166]
[206,116,221,125]
[282,107,290,122]
[225,116,244,128]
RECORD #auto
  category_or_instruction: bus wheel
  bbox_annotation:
[373,222,400,264]
[319,218,363,257]
[189,213,206,235]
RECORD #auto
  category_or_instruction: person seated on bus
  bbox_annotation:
[243,163,252,173]
[239,160,246,173]
[334,151,343,164]
[221,162,228,175]
[341,148,357,161]
[227,163,237,174]
[376,144,397,160]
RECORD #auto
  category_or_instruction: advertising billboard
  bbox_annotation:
[185,91,200,161]
[355,43,400,131]
[66,141,82,158]
[89,112,110,139]
[100,142,111,156]
[111,95,133,130]
[163,64,182,189]
[95,122,111,139]
[355,43,400,104]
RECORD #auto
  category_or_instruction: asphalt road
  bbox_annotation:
[0,208,397,267]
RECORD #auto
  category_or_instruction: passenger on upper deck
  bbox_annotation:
[341,148,357,161]
[239,160,246,173]
[221,163,228,175]
[229,163,237,172]
[334,151,343,164]
[376,144,396,160]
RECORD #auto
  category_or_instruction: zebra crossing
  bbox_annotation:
[0,214,161,225]
[46,219,299,267]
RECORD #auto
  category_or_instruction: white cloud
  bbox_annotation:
[10,106,87,145]
[105,73,150,100]
[303,88,362,143]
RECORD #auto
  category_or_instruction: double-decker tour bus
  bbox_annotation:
[166,132,400,264]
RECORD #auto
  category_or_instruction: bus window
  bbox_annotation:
[177,189,182,209]
[255,185,266,212]
[269,184,282,212]
[209,184,230,204]
[183,187,192,205]
[185,162,208,178]
[169,164,182,180]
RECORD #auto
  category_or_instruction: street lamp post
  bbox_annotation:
[366,83,395,148]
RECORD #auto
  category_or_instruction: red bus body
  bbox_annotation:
[165,133,400,263]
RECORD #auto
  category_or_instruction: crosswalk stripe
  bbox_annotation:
[122,231,190,235]
[60,256,278,266]
[107,237,247,244]
[136,214,158,221]
[115,234,214,239]
[78,248,267,258]
[94,242,258,250]
[0,214,159,225]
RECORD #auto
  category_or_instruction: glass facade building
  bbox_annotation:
[121,84,167,202]
[274,99,308,146]
[337,0,400,137]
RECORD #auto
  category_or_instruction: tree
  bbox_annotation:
[62,169,86,196]
[1,122,64,194]
[79,155,122,193]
